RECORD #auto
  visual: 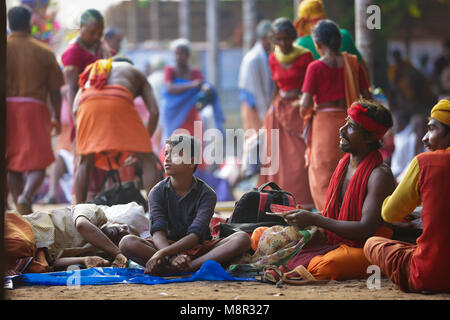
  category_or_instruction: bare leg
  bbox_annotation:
[190,231,251,271]
[119,235,157,266]
[7,171,24,205]
[74,153,95,204]
[15,169,45,214]
[45,155,68,203]
[135,152,160,194]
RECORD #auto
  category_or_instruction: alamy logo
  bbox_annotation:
[168,121,280,175]
[366,5,381,30]
[366,265,381,290]
[66,265,81,289]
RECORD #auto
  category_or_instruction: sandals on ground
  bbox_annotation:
[281,265,329,285]
[263,265,329,286]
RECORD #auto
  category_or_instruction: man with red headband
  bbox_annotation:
[364,99,450,293]
[272,99,396,281]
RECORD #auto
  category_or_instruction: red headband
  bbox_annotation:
[347,104,388,139]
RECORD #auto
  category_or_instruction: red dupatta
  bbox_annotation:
[321,150,383,248]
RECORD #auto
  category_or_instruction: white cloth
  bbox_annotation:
[99,202,150,238]
[391,123,418,179]
[238,42,272,122]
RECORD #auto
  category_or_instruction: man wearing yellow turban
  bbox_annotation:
[294,0,363,62]
[364,99,450,294]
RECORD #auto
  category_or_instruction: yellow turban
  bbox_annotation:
[294,0,326,37]
[430,99,450,127]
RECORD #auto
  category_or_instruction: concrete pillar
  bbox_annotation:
[206,0,219,86]
[179,0,191,40]
[355,0,374,84]
[242,0,256,53]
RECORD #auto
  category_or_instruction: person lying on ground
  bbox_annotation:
[119,134,251,276]
[5,203,139,274]
[364,99,450,293]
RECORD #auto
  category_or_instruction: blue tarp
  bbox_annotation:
[6,260,256,288]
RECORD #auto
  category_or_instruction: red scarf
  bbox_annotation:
[322,150,383,248]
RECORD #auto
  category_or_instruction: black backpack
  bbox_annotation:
[89,169,149,212]
[219,182,295,238]
[230,182,296,224]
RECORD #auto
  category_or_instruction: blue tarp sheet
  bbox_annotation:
[6,260,256,288]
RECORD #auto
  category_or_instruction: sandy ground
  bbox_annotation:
[5,277,450,301]
[4,204,450,302]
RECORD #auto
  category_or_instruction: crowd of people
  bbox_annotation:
[4,0,450,295]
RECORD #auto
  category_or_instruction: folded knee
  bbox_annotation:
[119,235,140,256]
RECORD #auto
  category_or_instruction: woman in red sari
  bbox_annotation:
[258,18,314,208]
[300,19,371,211]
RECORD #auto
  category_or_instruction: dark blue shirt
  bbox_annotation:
[149,177,217,242]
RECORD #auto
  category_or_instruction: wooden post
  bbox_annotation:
[242,0,256,53]
[355,0,374,84]
[206,0,219,87]
[179,0,191,40]
[150,0,160,41]
[0,0,7,300]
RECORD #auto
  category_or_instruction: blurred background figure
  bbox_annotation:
[390,110,426,182]
[104,26,123,55]
[21,0,61,47]
[433,38,450,100]
[238,19,273,132]
[388,49,435,116]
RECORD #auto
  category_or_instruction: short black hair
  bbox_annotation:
[113,56,134,65]
[80,8,104,26]
[165,134,201,172]
[8,6,32,32]
[312,19,342,53]
[105,27,121,39]
[271,17,297,41]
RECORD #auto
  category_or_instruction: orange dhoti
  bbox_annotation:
[305,227,393,280]
[6,97,55,172]
[76,85,153,171]
[258,95,313,208]
[308,108,346,211]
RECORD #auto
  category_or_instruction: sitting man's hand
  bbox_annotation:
[283,209,317,229]
[111,253,128,268]
[145,249,168,275]
[170,254,193,272]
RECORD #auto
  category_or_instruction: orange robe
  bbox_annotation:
[76,85,153,171]
[5,213,50,274]
[258,95,314,207]
[303,53,364,210]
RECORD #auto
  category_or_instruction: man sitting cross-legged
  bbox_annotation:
[364,99,450,293]
[264,99,396,282]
